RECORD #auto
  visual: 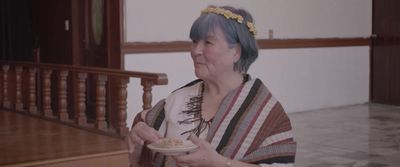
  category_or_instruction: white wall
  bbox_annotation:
[124,0,371,41]
[125,47,370,125]
[251,47,370,112]
[123,0,372,126]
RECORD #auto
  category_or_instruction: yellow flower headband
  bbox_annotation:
[201,7,257,37]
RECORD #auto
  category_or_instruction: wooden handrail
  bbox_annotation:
[1,61,168,84]
[0,61,168,137]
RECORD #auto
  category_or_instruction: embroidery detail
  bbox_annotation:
[178,83,212,136]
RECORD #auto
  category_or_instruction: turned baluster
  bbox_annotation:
[28,67,37,113]
[95,75,107,130]
[117,77,129,135]
[76,72,87,125]
[58,70,69,121]
[2,65,10,108]
[141,79,154,110]
[15,66,23,110]
[42,69,53,117]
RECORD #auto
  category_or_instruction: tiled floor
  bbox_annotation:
[291,103,400,167]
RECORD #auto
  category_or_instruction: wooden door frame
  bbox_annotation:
[370,0,375,102]
[105,0,123,69]
[70,0,123,69]
[370,0,400,105]
[69,0,124,127]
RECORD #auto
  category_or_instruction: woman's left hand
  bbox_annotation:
[173,134,226,167]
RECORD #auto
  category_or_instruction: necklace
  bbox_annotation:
[178,74,250,136]
[178,83,212,136]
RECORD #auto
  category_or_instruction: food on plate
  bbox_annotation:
[147,138,198,155]
[155,138,185,148]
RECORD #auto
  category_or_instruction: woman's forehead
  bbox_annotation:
[191,14,224,39]
[207,28,226,39]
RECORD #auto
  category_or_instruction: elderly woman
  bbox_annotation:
[126,5,296,167]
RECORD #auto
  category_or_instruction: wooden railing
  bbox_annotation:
[0,61,167,138]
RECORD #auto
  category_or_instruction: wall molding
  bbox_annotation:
[122,37,371,54]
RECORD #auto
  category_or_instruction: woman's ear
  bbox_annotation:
[233,44,241,63]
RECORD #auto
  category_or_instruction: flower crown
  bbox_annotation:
[201,7,257,37]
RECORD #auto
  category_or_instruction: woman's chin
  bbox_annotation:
[194,73,202,79]
[194,72,206,80]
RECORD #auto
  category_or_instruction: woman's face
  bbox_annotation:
[190,27,240,81]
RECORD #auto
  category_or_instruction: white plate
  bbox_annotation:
[147,140,198,156]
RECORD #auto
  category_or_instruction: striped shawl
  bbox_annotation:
[136,78,296,166]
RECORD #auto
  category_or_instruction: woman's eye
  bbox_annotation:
[192,40,198,44]
[205,40,212,45]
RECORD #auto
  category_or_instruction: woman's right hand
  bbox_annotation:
[125,121,163,165]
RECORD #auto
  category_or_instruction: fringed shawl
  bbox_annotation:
[135,78,296,166]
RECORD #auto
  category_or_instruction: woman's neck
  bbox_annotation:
[203,73,244,97]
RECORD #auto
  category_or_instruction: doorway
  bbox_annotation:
[30,0,123,127]
[371,0,400,105]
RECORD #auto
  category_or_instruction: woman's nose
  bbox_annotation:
[191,42,203,56]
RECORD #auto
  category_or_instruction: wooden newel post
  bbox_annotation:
[95,74,107,130]
[141,79,154,111]
[117,77,129,135]
[2,65,10,108]
[15,66,23,110]
[28,67,37,113]
[58,70,69,121]
[76,72,87,125]
[42,69,53,117]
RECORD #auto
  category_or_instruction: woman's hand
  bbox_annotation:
[125,121,163,165]
[173,134,226,167]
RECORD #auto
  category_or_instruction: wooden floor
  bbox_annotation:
[0,110,129,166]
